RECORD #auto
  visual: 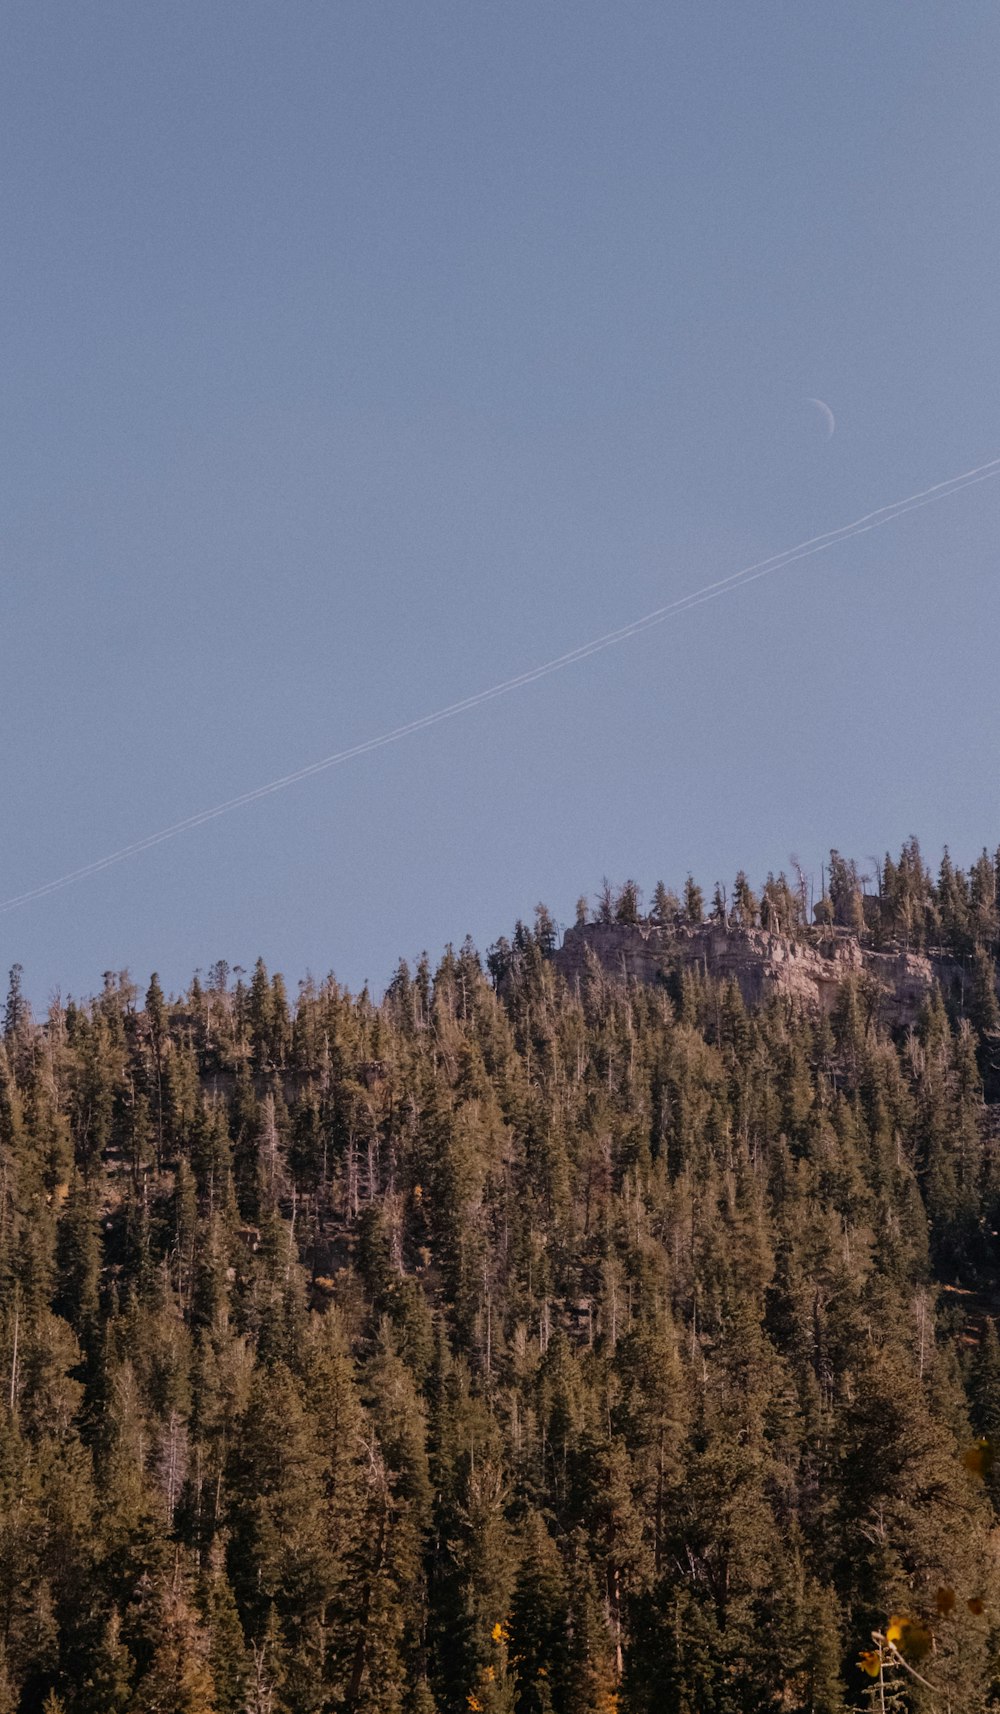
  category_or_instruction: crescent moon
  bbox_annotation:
[806,396,836,439]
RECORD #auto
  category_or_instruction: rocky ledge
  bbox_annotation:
[552,921,969,1030]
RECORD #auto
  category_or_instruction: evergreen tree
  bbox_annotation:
[0,850,995,1711]
[131,1591,217,1714]
[650,881,679,926]
[732,869,759,928]
[54,1174,102,1347]
[77,1611,134,1714]
[199,1552,250,1714]
[970,943,1000,1034]
[683,875,704,925]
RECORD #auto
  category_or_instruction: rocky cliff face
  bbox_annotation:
[553,921,964,1029]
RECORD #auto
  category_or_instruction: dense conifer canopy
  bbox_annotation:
[2,839,1000,1711]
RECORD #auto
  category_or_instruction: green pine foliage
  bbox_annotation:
[1,839,1000,1709]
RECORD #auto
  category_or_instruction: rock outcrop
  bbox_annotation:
[553,920,966,1029]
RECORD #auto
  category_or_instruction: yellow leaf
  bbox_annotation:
[962,1437,994,1478]
[858,1650,881,1678]
[886,1614,932,1661]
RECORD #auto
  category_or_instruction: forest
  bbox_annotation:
[2,836,1000,1713]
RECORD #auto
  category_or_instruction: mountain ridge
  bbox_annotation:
[552,917,978,1031]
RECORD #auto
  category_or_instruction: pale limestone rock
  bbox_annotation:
[552,921,963,1029]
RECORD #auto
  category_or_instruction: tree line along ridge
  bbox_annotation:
[1,836,1000,1711]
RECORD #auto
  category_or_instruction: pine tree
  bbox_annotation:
[683,875,704,925]
[563,1551,616,1714]
[969,944,1000,1035]
[199,1552,250,1714]
[131,1590,218,1714]
[54,1173,102,1347]
[969,1317,1000,1514]
[650,881,679,926]
[828,850,864,933]
[350,1327,432,1708]
[614,881,641,925]
[510,1511,570,1712]
[227,1359,334,1703]
[732,869,759,928]
[78,1611,134,1714]
[3,964,30,1052]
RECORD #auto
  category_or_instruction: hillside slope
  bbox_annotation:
[2,842,1000,1711]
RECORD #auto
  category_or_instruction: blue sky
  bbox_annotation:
[2,2,999,1004]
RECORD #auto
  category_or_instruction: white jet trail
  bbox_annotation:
[3,452,1000,915]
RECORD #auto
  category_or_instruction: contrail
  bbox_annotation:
[3,452,999,915]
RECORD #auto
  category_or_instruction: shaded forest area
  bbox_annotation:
[3,839,1000,1712]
